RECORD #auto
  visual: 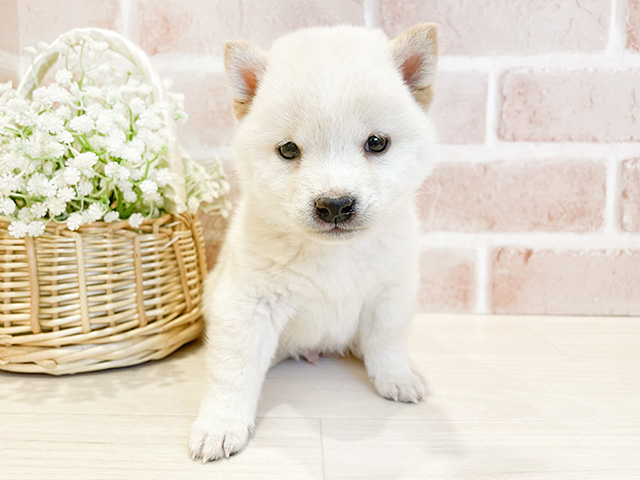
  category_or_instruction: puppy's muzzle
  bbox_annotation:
[315,196,355,224]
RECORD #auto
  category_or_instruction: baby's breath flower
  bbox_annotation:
[56,105,72,120]
[31,202,48,218]
[128,212,144,228]
[55,69,73,87]
[0,173,22,196]
[187,197,200,214]
[69,115,95,133]
[153,168,173,187]
[76,180,93,197]
[139,179,157,195]
[66,212,83,231]
[47,198,66,216]
[62,167,81,185]
[8,220,28,238]
[104,211,119,223]
[129,97,146,116]
[83,203,104,223]
[123,188,138,203]
[57,186,75,203]
[0,197,16,215]
[0,36,228,237]
[26,221,46,237]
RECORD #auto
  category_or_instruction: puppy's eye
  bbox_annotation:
[277,141,301,160]
[365,135,389,153]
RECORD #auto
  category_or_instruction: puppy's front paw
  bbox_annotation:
[189,414,253,462]
[372,370,426,403]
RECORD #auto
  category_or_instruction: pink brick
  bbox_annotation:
[140,0,363,55]
[621,158,640,231]
[238,0,364,48]
[418,160,606,232]
[140,0,242,56]
[164,70,236,150]
[0,0,19,53]
[492,248,640,315]
[18,0,120,51]
[432,72,487,144]
[499,70,640,142]
[627,0,640,50]
[418,248,476,313]
[380,0,609,55]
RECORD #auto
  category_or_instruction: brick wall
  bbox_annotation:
[1,0,639,315]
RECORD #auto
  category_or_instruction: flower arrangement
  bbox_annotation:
[0,34,230,238]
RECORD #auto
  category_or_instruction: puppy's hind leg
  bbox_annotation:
[189,287,282,462]
[358,284,425,404]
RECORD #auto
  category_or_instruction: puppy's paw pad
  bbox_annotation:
[189,416,252,462]
[373,371,426,403]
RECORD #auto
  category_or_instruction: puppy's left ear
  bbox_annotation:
[224,40,269,119]
[390,23,438,110]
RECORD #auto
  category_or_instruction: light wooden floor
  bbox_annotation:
[1,314,639,480]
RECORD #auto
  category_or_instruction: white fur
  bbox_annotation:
[189,25,439,462]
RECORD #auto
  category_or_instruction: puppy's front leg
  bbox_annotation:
[189,291,280,462]
[359,286,425,404]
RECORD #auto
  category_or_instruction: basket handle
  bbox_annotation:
[17,28,187,214]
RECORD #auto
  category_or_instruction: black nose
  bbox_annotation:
[315,196,355,224]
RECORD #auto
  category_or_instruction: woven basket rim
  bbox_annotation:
[0,212,198,236]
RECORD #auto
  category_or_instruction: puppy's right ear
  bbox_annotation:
[224,40,268,119]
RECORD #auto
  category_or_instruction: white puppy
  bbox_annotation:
[190,23,439,462]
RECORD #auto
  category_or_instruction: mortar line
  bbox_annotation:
[363,0,381,29]
[475,245,491,314]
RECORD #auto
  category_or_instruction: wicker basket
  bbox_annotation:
[0,213,206,375]
[0,29,210,375]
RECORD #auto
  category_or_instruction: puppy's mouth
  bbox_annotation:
[310,218,364,240]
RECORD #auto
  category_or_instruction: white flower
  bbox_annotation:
[69,115,95,133]
[0,197,16,215]
[66,212,83,231]
[129,97,146,116]
[142,191,162,206]
[30,202,48,218]
[137,110,162,130]
[0,173,22,196]
[152,168,173,187]
[56,105,72,120]
[57,186,75,203]
[26,221,46,237]
[36,112,65,134]
[32,84,69,107]
[56,130,74,144]
[8,220,28,238]
[76,180,93,196]
[62,167,81,185]
[187,197,200,214]
[67,152,98,177]
[105,162,130,181]
[42,161,55,175]
[104,211,119,223]
[83,203,104,223]
[18,207,31,221]
[123,188,138,203]
[26,173,47,195]
[47,198,66,216]
[128,213,144,228]
[43,141,66,159]
[55,69,73,87]
[139,179,157,195]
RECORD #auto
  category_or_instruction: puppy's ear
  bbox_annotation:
[224,40,268,119]
[390,23,438,110]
